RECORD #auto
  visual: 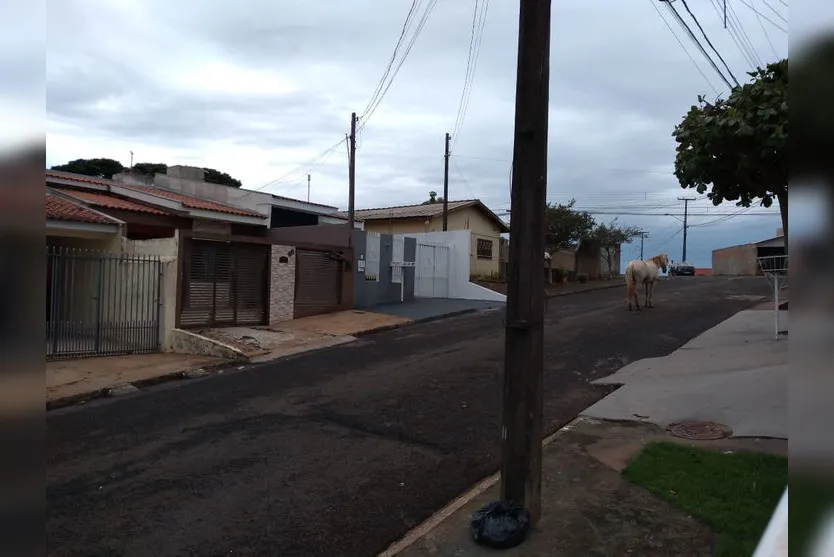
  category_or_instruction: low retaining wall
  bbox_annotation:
[170,328,247,361]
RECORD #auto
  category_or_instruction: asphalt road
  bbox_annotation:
[47,277,769,557]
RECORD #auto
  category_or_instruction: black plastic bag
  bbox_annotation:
[469,500,531,549]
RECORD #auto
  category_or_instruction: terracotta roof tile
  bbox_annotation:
[335,199,510,232]
[46,192,121,225]
[46,169,114,187]
[59,189,172,216]
[337,200,478,220]
[121,184,264,218]
[45,169,264,219]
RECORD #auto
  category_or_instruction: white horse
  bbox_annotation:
[625,253,669,311]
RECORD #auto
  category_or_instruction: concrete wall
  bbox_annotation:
[267,223,352,248]
[445,209,503,277]
[352,230,416,308]
[395,230,506,302]
[269,245,296,324]
[363,208,506,278]
[363,217,431,235]
[712,244,759,276]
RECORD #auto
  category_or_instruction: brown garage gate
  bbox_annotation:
[179,238,270,327]
[294,249,343,318]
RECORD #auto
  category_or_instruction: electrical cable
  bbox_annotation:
[760,0,788,24]
[734,0,787,32]
[663,1,735,89]
[451,0,490,153]
[709,0,762,68]
[649,0,720,96]
[358,0,439,132]
[679,0,741,86]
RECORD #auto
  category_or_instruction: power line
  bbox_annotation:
[734,0,787,32]
[359,0,422,121]
[751,1,780,58]
[358,0,439,132]
[649,0,720,96]
[254,137,347,193]
[662,1,735,89]
[451,0,490,152]
[678,0,741,86]
[726,0,767,65]
[709,0,762,68]
[760,0,788,24]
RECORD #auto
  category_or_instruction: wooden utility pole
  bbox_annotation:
[443,132,451,231]
[307,173,311,203]
[500,0,551,527]
[678,196,695,262]
[348,113,357,246]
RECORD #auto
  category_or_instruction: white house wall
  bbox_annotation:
[394,230,506,303]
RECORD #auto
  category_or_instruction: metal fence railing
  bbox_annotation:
[46,247,162,360]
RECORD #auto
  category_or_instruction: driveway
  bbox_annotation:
[47,277,769,557]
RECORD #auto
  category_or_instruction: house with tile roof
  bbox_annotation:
[335,200,509,277]
[45,169,356,361]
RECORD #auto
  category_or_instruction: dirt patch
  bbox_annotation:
[195,326,356,363]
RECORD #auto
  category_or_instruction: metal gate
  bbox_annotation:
[294,249,342,318]
[179,238,269,328]
[46,247,161,360]
[415,242,450,298]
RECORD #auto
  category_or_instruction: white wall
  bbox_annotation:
[395,230,506,302]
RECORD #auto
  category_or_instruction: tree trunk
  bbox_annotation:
[776,190,788,254]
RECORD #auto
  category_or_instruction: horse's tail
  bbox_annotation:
[625,263,636,297]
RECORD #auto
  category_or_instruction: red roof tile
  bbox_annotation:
[46,192,121,225]
[46,170,114,187]
[46,169,264,219]
[120,185,264,218]
[59,189,172,216]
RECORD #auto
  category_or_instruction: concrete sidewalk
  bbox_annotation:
[583,309,788,438]
[381,308,789,556]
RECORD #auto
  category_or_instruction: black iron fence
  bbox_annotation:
[46,247,162,360]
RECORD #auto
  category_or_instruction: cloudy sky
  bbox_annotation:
[41,0,813,267]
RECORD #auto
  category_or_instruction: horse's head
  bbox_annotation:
[651,253,669,273]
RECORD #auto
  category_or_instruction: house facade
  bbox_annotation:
[337,200,510,278]
[45,168,356,361]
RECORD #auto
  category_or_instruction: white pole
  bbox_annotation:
[774,275,780,341]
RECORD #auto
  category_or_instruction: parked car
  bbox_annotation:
[671,261,696,276]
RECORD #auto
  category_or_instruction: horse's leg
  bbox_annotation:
[648,281,655,308]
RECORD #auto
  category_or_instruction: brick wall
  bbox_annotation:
[270,245,296,324]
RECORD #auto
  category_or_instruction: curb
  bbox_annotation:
[545,282,624,299]
[45,360,245,412]
[352,308,484,337]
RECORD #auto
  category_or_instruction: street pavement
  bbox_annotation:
[47,277,770,557]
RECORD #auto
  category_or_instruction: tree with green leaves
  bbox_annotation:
[590,219,642,277]
[132,162,168,177]
[421,190,444,205]
[672,59,787,247]
[545,199,595,252]
[51,158,124,179]
[49,158,244,188]
[204,167,242,188]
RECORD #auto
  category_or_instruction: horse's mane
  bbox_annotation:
[648,254,667,266]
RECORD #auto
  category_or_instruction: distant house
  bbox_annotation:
[543,239,622,282]
[336,200,510,277]
[712,229,786,276]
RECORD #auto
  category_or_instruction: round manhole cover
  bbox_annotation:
[668,420,733,440]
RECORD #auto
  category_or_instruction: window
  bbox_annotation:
[477,238,493,260]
